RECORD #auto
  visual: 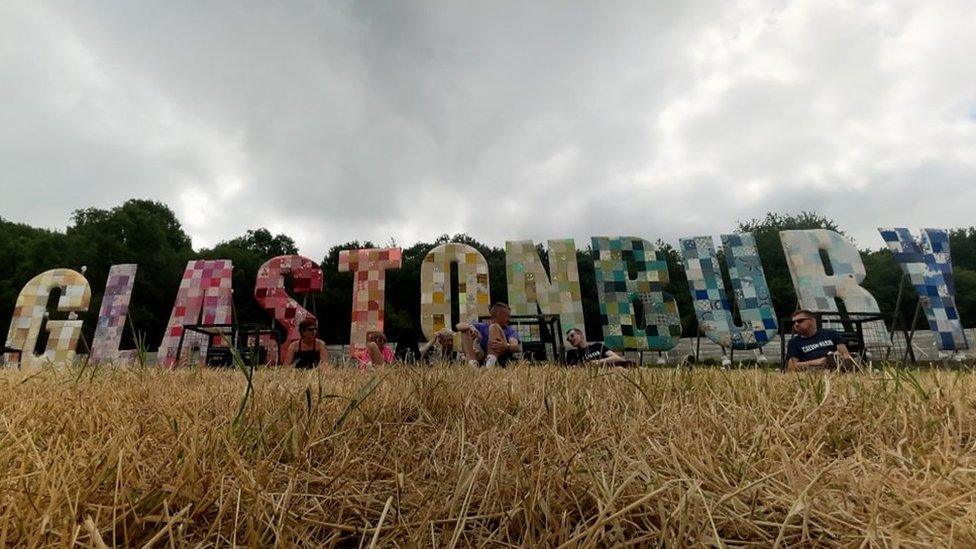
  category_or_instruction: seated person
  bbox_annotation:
[355,331,395,367]
[419,328,459,363]
[785,309,852,371]
[283,318,328,369]
[456,302,521,367]
[564,328,627,366]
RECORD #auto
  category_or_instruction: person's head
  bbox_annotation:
[489,302,512,327]
[791,309,818,336]
[566,328,586,348]
[367,331,387,347]
[298,318,318,341]
[436,330,454,349]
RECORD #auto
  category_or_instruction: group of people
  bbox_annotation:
[282,302,855,371]
[283,302,525,369]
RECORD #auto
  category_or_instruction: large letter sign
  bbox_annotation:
[89,264,138,363]
[505,239,585,336]
[420,243,490,342]
[591,237,681,351]
[157,260,234,367]
[879,228,968,352]
[680,234,778,350]
[254,255,324,354]
[780,229,889,346]
[4,269,91,367]
[338,248,402,351]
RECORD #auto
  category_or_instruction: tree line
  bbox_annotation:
[3,199,976,352]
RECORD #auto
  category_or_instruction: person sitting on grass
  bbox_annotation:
[283,318,328,369]
[356,331,395,367]
[418,328,459,363]
[564,328,628,366]
[785,309,852,371]
[456,302,521,368]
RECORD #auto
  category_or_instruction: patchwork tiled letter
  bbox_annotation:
[506,239,585,339]
[420,243,491,343]
[4,269,91,367]
[680,234,778,349]
[89,264,138,364]
[879,228,968,351]
[157,260,234,367]
[780,229,889,346]
[591,237,681,351]
[338,248,403,352]
[254,255,324,356]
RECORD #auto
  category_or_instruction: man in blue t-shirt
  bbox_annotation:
[785,309,852,371]
[456,302,521,368]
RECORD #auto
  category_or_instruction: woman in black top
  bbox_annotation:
[283,318,328,369]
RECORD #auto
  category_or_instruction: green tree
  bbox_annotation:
[65,199,195,349]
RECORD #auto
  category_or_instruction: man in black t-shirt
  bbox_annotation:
[785,309,852,371]
[565,328,627,366]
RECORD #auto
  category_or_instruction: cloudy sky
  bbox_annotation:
[1,1,974,259]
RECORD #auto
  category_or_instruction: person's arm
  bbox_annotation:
[784,340,818,371]
[459,323,482,346]
[283,341,297,366]
[787,356,828,371]
[505,337,520,353]
[317,340,329,367]
[597,348,624,365]
[418,339,436,357]
[366,342,385,366]
[836,343,851,359]
[420,329,452,357]
[488,334,508,355]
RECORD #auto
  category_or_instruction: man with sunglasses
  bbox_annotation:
[564,328,627,366]
[785,309,851,371]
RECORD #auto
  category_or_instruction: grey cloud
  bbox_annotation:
[1,1,975,259]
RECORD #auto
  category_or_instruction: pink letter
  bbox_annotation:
[254,255,324,360]
[338,248,402,352]
[157,260,233,367]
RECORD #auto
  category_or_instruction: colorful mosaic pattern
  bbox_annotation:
[780,229,890,346]
[158,260,234,367]
[254,255,323,351]
[4,268,91,367]
[89,264,138,364]
[505,239,585,340]
[420,243,491,343]
[680,234,778,350]
[338,248,403,352]
[879,228,968,351]
[591,237,681,351]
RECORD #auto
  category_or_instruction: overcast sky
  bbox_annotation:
[2,1,974,259]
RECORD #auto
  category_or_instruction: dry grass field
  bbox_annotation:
[1,363,976,547]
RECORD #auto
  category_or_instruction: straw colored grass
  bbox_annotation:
[1,364,975,546]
